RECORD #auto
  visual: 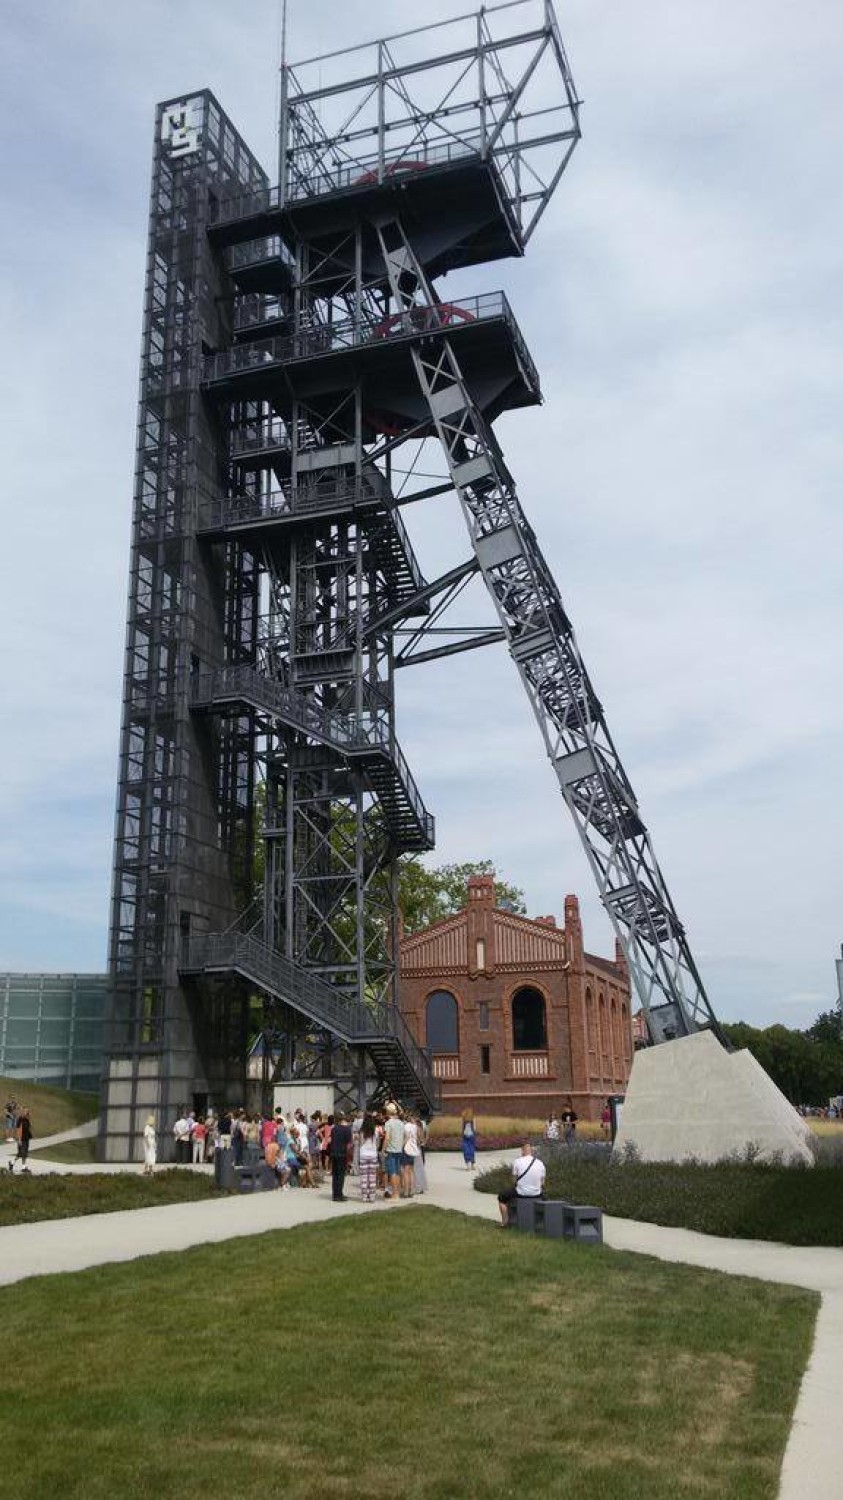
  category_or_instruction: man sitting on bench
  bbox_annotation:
[498,1140,546,1226]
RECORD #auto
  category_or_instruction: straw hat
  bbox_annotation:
[385,1102,398,1115]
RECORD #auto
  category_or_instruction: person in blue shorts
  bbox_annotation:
[383,1102,405,1200]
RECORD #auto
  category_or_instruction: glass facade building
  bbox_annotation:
[0,974,107,1093]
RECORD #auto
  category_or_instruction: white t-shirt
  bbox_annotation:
[513,1154,546,1197]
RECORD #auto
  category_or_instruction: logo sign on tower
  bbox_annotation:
[160,101,202,159]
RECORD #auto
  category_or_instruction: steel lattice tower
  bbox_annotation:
[101,0,722,1161]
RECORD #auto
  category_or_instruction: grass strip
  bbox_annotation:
[0,1209,816,1500]
[0,1168,219,1227]
[1,1076,98,1137]
[29,1137,99,1165]
[476,1151,843,1244]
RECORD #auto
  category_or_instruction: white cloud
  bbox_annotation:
[0,0,839,1029]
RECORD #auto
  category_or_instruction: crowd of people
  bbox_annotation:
[162,1100,430,1204]
[4,1099,33,1173]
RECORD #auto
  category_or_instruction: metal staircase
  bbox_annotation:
[191,667,434,853]
[180,930,439,1112]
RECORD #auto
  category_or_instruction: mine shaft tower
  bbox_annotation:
[102,0,722,1160]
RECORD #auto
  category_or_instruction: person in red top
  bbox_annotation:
[191,1117,207,1165]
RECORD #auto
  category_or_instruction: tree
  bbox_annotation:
[722,1014,843,1107]
[806,1010,843,1046]
[398,857,526,933]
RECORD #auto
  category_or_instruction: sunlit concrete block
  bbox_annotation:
[614,1030,814,1166]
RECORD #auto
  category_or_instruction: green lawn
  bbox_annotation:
[477,1151,843,1245]
[29,1136,98,1165]
[0,1210,816,1499]
[1,1076,98,1137]
[0,1169,219,1227]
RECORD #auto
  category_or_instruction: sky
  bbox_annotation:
[0,0,840,1029]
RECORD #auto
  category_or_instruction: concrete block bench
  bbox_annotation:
[508,1197,603,1244]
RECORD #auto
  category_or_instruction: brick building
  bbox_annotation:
[398,875,633,1119]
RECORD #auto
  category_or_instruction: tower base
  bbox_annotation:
[614,1030,814,1167]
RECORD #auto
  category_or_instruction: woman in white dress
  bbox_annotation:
[142,1114,157,1176]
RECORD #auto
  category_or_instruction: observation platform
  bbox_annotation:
[201,292,540,436]
[197,471,390,541]
[225,237,293,297]
[208,150,523,283]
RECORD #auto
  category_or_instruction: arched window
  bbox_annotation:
[511,987,547,1050]
[426,990,459,1053]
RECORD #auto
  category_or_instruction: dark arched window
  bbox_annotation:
[426,990,459,1053]
[512,987,547,1050]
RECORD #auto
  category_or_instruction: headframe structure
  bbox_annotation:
[101,0,722,1160]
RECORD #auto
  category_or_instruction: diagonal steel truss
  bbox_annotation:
[372,216,724,1045]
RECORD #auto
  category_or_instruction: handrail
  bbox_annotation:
[191,666,388,750]
[182,931,438,1102]
[197,472,389,532]
[190,667,433,842]
[210,136,486,225]
[202,291,534,390]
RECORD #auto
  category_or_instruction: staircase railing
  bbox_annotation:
[182,930,439,1105]
[191,667,433,843]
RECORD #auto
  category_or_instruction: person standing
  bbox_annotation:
[173,1110,190,1163]
[142,1114,157,1176]
[461,1109,476,1170]
[383,1102,405,1200]
[401,1114,420,1198]
[561,1101,578,1145]
[351,1108,364,1176]
[330,1111,353,1202]
[231,1110,245,1166]
[413,1115,428,1195]
[191,1116,206,1166]
[358,1113,380,1204]
[8,1108,33,1173]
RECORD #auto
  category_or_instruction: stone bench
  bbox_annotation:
[508,1197,603,1244]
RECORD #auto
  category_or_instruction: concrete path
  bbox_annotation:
[0,1149,837,1498]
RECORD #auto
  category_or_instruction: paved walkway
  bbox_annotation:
[0,1147,837,1498]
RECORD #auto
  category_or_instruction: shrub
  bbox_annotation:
[475,1148,843,1245]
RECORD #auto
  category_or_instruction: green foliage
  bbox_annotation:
[252,788,527,943]
[723,1017,843,1107]
[0,1169,221,1228]
[0,1211,815,1499]
[398,856,526,932]
[806,1009,843,1046]
[476,1149,843,1245]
